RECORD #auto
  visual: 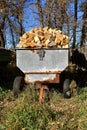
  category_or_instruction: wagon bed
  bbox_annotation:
[16,48,68,83]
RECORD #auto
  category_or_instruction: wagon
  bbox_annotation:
[13,48,72,103]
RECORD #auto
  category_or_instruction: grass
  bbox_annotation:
[0,84,87,130]
[78,88,87,130]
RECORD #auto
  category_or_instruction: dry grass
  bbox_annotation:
[0,84,87,130]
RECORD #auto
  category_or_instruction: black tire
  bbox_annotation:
[13,76,24,97]
[63,79,71,98]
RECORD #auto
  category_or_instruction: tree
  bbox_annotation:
[36,0,71,31]
[0,0,26,48]
[72,0,78,48]
[80,1,87,46]
[0,0,7,47]
[36,0,44,27]
[0,0,86,48]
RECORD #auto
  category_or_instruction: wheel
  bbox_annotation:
[63,79,71,98]
[69,80,78,96]
[13,76,24,97]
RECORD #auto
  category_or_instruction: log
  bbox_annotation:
[17,27,69,48]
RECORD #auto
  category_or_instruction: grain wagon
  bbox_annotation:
[13,48,72,103]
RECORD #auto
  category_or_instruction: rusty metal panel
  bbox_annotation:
[16,49,68,83]
[24,73,60,83]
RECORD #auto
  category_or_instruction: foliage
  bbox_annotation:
[0,83,87,130]
[0,87,8,100]
[78,87,87,130]
[78,87,87,101]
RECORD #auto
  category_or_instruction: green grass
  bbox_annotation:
[78,87,87,130]
[0,84,87,130]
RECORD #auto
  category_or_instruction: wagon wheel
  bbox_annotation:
[63,78,71,98]
[69,80,78,96]
[13,76,24,97]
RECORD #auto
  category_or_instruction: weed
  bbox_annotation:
[0,84,87,130]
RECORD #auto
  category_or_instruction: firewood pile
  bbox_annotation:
[17,27,69,48]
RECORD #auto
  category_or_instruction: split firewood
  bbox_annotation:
[17,27,69,48]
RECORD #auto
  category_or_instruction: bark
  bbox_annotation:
[80,2,87,46]
[72,0,78,48]
[36,0,44,27]
[0,16,6,47]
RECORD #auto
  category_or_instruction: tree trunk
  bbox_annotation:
[36,0,44,27]
[0,30,5,47]
[80,2,87,46]
[0,16,6,47]
[72,0,78,48]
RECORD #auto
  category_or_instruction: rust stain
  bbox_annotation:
[24,71,62,74]
[34,73,60,84]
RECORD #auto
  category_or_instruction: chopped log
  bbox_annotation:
[17,26,69,48]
